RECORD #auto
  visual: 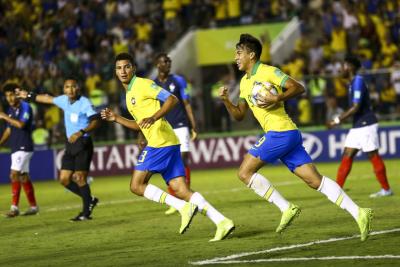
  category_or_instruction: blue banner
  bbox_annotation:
[0,150,56,184]
[301,126,400,161]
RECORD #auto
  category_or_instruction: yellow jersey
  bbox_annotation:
[126,76,179,148]
[239,62,297,133]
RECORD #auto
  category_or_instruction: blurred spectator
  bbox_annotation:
[390,61,400,114]
[32,119,50,150]
[307,70,327,125]
[297,93,311,126]
[260,31,271,64]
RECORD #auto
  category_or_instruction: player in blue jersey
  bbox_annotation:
[153,53,197,215]
[101,52,234,241]
[0,83,39,217]
[16,78,100,221]
[328,55,392,198]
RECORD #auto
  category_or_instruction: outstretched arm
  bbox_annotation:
[219,86,248,121]
[15,88,54,104]
[101,108,140,130]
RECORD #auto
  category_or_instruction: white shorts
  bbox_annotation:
[11,151,33,173]
[344,123,379,152]
[174,127,190,153]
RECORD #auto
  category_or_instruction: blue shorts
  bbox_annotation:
[248,130,312,172]
[135,145,185,184]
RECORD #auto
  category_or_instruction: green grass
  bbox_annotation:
[0,160,399,267]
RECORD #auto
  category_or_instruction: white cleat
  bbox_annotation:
[369,189,393,198]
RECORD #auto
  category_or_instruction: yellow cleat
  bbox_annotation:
[209,218,235,242]
[357,207,373,241]
[165,206,178,215]
[179,203,198,234]
[276,203,301,233]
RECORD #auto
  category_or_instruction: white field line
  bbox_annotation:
[190,228,400,265]
[0,173,374,213]
[201,255,400,264]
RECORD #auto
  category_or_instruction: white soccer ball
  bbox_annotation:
[250,81,278,108]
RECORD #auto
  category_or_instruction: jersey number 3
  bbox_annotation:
[138,151,148,163]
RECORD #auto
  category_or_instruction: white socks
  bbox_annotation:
[143,184,186,211]
[190,192,225,224]
[248,173,290,212]
[318,176,359,220]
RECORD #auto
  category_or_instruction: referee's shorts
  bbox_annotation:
[62,136,94,172]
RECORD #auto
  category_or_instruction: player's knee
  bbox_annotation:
[59,176,70,186]
[130,182,144,196]
[9,172,19,181]
[237,169,252,184]
[20,174,29,183]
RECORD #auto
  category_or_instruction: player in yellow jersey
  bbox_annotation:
[220,34,372,241]
[101,52,234,241]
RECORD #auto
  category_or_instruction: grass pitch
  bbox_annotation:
[0,160,399,267]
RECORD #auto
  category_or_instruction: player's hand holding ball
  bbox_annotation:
[251,82,279,109]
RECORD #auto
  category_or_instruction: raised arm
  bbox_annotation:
[219,86,249,121]
[15,88,54,104]
[101,108,140,131]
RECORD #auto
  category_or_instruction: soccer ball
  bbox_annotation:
[250,81,278,108]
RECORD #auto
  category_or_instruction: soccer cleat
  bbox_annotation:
[369,189,393,198]
[5,209,20,218]
[88,197,99,215]
[179,203,198,234]
[22,206,39,216]
[70,213,92,222]
[209,218,235,242]
[276,203,301,233]
[357,207,373,241]
[165,206,177,215]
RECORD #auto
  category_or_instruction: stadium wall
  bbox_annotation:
[1,126,400,183]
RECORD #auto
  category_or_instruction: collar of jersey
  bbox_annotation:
[247,61,261,79]
[127,76,137,91]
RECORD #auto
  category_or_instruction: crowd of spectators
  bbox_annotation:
[0,0,399,144]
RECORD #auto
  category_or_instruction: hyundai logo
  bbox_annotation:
[302,133,323,160]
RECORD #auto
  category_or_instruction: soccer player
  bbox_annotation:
[101,52,234,241]
[153,52,197,215]
[16,78,100,221]
[328,55,393,198]
[0,83,39,217]
[220,34,372,241]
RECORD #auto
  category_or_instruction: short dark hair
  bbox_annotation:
[2,83,18,93]
[236,34,262,60]
[64,76,79,83]
[154,52,170,64]
[115,52,136,66]
[344,55,361,72]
